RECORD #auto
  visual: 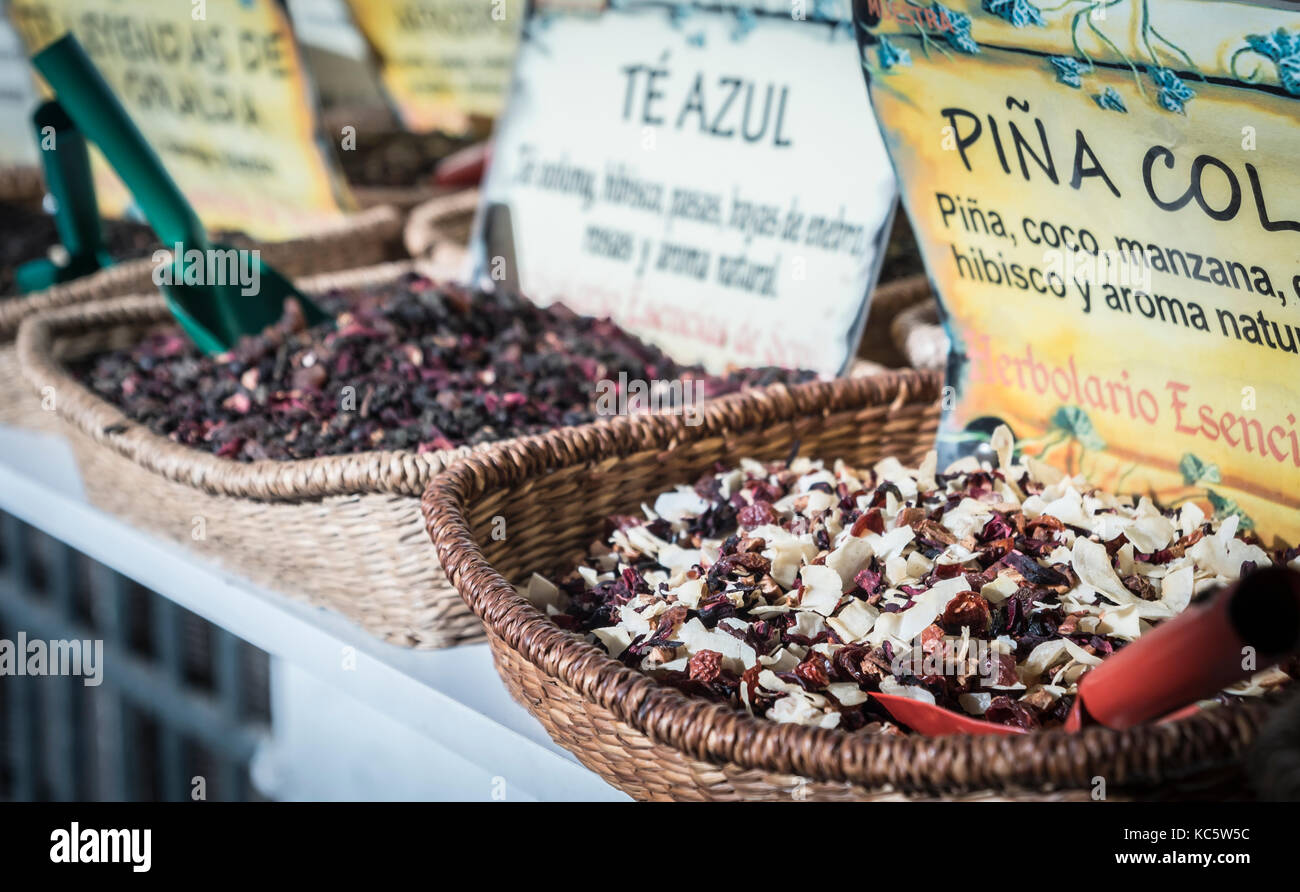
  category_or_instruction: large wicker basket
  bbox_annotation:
[16,261,483,647]
[0,205,406,432]
[403,188,479,269]
[423,370,1271,800]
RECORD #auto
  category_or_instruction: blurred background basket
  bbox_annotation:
[0,205,405,432]
[890,297,948,373]
[403,188,479,270]
[423,370,1273,801]
[0,163,43,205]
[16,261,481,648]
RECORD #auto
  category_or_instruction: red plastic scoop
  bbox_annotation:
[433,141,491,188]
[869,566,1300,736]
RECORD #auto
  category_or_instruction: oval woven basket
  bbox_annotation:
[0,204,406,432]
[16,261,485,648]
[423,369,1271,800]
[403,188,479,269]
[890,293,948,372]
[855,273,931,368]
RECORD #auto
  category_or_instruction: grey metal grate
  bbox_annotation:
[0,510,270,801]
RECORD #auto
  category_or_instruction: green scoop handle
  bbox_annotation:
[14,100,114,292]
[29,34,329,353]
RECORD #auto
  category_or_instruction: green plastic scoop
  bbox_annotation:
[15,100,114,292]
[26,34,329,354]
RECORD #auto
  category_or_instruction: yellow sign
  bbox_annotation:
[858,0,1300,546]
[342,0,522,135]
[9,0,354,239]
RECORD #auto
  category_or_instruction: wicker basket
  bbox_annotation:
[403,188,479,269]
[0,205,406,432]
[423,370,1271,800]
[16,256,810,648]
[16,261,484,648]
[855,274,932,368]
[890,293,948,372]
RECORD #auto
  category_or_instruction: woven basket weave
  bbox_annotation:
[17,261,484,648]
[424,370,1270,800]
[890,293,948,372]
[0,205,406,432]
[403,188,479,269]
[855,274,931,368]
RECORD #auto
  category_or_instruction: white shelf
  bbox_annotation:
[0,423,627,802]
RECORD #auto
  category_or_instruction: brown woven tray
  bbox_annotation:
[855,274,931,367]
[0,205,406,432]
[16,261,482,648]
[403,188,479,269]
[891,297,948,372]
[423,370,1271,800]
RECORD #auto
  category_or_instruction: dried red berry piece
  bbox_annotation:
[941,591,991,634]
[737,501,779,528]
[850,508,884,536]
[688,649,723,683]
[984,695,1041,730]
[794,654,831,688]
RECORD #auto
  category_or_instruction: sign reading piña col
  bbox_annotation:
[855,0,1300,544]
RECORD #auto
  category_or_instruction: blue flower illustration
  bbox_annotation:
[1049,56,1084,88]
[1092,86,1128,112]
[1240,27,1300,95]
[982,0,1045,28]
[935,3,979,54]
[732,8,757,41]
[877,35,912,70]
[1151,67,1195,113]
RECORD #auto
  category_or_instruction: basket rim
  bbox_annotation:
[422,370,1269,794]
[404,187,481,260]
[15,259,474,501]
[0,203,404,341]
[0,163,44,204]
[15,264,925,503]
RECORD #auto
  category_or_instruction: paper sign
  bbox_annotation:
[855,0,1300,544]
[8,0,354,240]
[341,0,523,135]
[471,1,898,377]
[0,16,39,168]
[285,0,388,114]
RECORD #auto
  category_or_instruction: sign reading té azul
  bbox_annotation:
[471,0,899,378]
[855,0,1300,544]
[8,0,354,239]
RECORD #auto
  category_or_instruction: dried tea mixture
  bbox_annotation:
[76,273,812,461]
[533,427,1297,733]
